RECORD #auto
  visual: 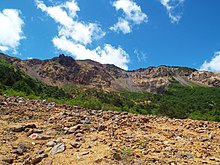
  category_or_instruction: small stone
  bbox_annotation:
[176,153,182,158]
[112,153,122,161]
[64,127,69,131]
[141,117,149,123]
[44,159,53,165]
[98,124,107,131]
[0,101,7,105]
[18,143,28,151]
[75,133,83,138]
[195,153,202,158]
[80,151,89,155]
[183,153,194,159]
[24,128,31,132]
[29,133,39,140]
[38,148,46,154]
[66,130,74,134]
[75,137,85,143]
[44,147,52,154]
[26,129,34,136]
[94,158,103,163]
[200,138,209,142]
[69,125,81,132]
[210,157,220,162]
[71,142,81,148]
[208,134,214,140]
[185,125,190,129]
[50,143,65,154]
[29,133,51,140]
[75,155,81,161]
[55,138,63,143]
[86,145,92,149]
[33,129,43,133]
[80,118,91,124]
[11,125,25,132]
[11,148,24,155]
[31,154,48,164]
[75,113,80,117]
[100,139,107,144]
[147,158,157,163]
[2,157,14,164]
[25,124,37,129]
[39,134,51,140]
[91,137,98,141]
[46,141,56,147]
[202,161,208,164]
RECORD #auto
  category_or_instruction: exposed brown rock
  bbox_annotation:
[1,53,220,93]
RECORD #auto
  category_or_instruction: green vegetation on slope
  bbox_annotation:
[0,58,70,99]
[157,83,220,121]
[61,84,220,122]
[1,57,220,122]
[61,87,157,115]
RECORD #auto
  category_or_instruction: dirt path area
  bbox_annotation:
[0,96,220,164]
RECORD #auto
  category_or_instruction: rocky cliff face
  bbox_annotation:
[0,53,220,93]
[189,71,220,87]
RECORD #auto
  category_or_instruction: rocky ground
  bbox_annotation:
[0,95,220,165]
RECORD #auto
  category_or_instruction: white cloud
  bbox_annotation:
[200,52,220,72]
[36,0,105,45]
[110,18,131,34]
[0,46,9,52]
[160,0,185,23]
[58,22,105,45]
[36,0,103,45]
[0,9,25,52]
[134,49,147,62]
[36,0,130,70]
[53,37,129,70]
[110,0,148,34]
[65,0,80,17]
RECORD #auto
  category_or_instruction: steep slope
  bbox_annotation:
[1,53,220,93]
[0,57,69,99]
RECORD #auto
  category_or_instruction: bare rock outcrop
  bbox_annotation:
[1,53,220,93]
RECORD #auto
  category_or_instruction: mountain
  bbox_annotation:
[0,53,220,93]
[1,52,220,120]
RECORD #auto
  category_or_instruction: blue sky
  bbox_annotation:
[0,0,220,71]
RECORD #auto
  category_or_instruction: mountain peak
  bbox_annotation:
[51,54,77,67]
